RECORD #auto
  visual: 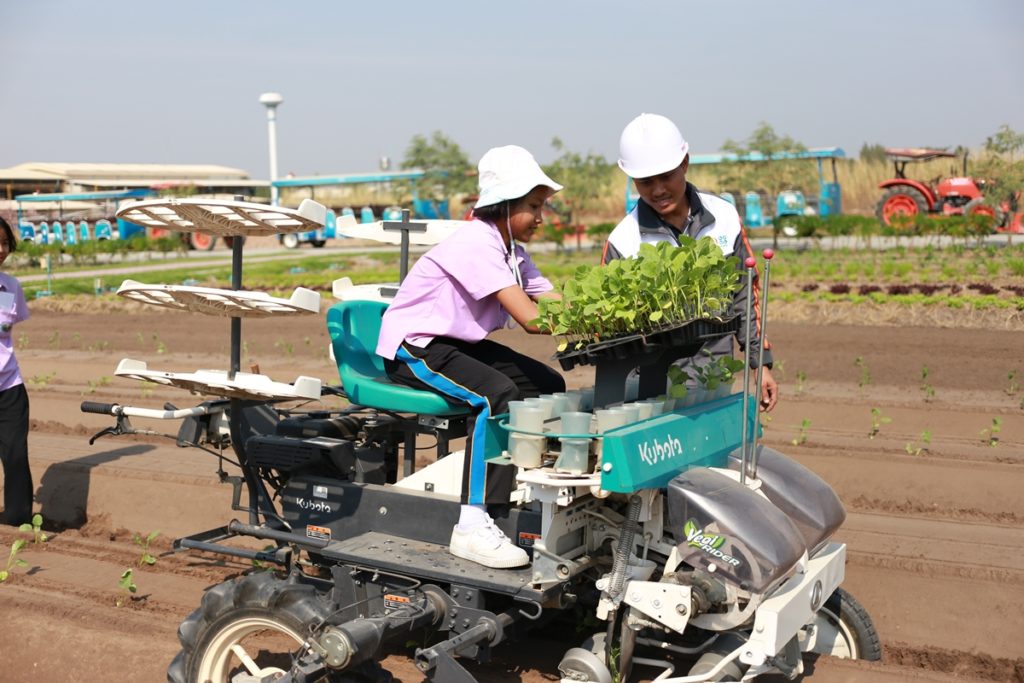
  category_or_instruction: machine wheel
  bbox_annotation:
[311,239,328,248]
[188,232,217,251]
[804,587,882,661]
[877,187,927,226]
[963,198,998,229]
[168,572,391,683]
[281,233,301,249]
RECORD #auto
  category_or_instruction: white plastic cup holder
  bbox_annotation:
[509,433,544,468]
[642,398,666,416]
[635,402,654,421]
[510,404,545,433]
[559,411,593,436]
[577,386,595,412]
[558,391,584,412]
[555,437,590,474]
[546,393,571,417]
[524,396,555,422]
[611,404,640,424]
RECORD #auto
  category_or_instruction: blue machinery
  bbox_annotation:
[14,188,155,243]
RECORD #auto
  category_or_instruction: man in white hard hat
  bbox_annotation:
[603,113,778,411]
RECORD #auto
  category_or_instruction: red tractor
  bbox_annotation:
[876,147,1022,232]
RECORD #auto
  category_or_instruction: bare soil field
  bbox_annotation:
[1,301,1022,682]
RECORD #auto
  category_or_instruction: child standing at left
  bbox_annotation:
[0,216,33,527]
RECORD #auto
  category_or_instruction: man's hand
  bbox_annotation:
[759,366,779,412]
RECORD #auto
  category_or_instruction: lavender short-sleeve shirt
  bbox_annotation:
[376,219,552,360]
[0,272,29,391]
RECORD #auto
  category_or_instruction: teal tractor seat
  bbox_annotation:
[326,300,471,417]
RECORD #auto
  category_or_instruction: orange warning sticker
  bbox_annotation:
[306,525,331,541]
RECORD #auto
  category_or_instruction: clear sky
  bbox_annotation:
[2,0,1021,179]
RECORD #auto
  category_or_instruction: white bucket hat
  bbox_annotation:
[474,145,563,209]
[618,113,690,179]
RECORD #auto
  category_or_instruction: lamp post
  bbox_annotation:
[258,92,284,206]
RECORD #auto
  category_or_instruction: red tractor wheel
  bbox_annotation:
[877,187,927,226]
[188,232,217,251]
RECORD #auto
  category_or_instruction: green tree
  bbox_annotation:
[974,124,1024,222]
[543,137,615,249]
[859,143,887,164]
[401,131,476,204]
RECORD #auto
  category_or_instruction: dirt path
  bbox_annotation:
[1,306,1022,682]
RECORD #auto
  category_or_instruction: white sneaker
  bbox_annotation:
[449,520,529,569]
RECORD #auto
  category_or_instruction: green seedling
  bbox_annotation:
[792,418,811,446]
[920,366,935,402]
[152,333,166,354]
[0,539,28,583]
[868,407,891,439]
[274,339,294,358]
[904,430,931,456]
[303,336,312,347]
[795,370,807,396]
[133,530,160,567]
[855,357,871,390]
[773,359,785,379]
[28,371,57,388]
[1007,371,1020,396]
[81,375,112,396]
[16,333,28,350]
[980,418,1002,447]
[18,514,47,545]
[48,330,61,349]
[667,366,691,401]
[116,568,137,606]
[87,340,110,352]
[136,331,145,344]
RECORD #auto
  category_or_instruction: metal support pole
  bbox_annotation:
[750,249,775,479]
[382,208,427,285]
[739,258,756,485]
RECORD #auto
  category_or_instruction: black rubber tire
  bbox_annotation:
[168,572,392,683]
[311,239,328,248]
[876,186,927,226]
[815,587,882,661]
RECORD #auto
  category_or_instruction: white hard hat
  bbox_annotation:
[617,113,690,179]
[474,145,563,209]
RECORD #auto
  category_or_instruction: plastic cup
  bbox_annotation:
[635,402,654,421]
[594,409,630,434]
[559,391,584,412]
[509,433,544,468]
[578,387,595,412]
[546,393,571,417]
[555,438,590,474]
[524,396,555,421]
[611,404,640,424]
[642,398,665,416]
[559,411,593,437]
[510,404,545,432]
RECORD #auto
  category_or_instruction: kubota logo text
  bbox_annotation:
[683,519,741,567]
[637,434,683,466]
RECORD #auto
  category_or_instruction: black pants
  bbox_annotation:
[0,383,32,526]
[386,337,564,505]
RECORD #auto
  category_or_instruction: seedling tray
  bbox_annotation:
[117,280,320,318]
[114,359,322,401]
[115,197,334,237]
[554,316,740,371]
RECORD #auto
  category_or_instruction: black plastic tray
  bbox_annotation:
[554,316,740,371]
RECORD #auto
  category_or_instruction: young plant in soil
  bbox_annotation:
[1007,371,1020,396]
[920,366,935,402]
[980,418,1002,447]
[133,530,160,567]
[667,366,691,402]
[869,407,892,439]
[905,430,932,456]
[0,539,28,583]
[855,357,872,391]
[19,514,48,545]
[792,418,811,446]
[116,569,137,607]
[795,370,807,396]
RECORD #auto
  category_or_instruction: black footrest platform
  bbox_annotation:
[322,532,542,599]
